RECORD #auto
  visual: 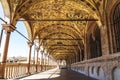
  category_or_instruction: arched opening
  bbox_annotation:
[8,21,29,60]
[0,1,4,27]
[77,50,80,62]
[89,27,102,59]
[112,67,120,80]
[81,49,84,61]
[111,2,120,53]
[0,1,5,61]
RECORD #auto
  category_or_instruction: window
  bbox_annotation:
[112,3,120,52]
[89,27,102,59]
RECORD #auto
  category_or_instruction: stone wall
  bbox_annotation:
[71,53,120,80]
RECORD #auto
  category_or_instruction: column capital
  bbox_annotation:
[28,41,34,47]
[36,47,39,52]
[2,24,14,32]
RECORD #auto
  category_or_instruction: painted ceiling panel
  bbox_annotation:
[7,0,103,60]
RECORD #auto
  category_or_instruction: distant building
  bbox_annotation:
[17,56,27,63]
[7,57,18,63]
[7,56,27,63]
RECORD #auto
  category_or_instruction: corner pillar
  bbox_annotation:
[0,24,14,78]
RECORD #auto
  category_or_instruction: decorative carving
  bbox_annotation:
[7,0,102,60]
[27,42,34,47]
[2,24,14,32]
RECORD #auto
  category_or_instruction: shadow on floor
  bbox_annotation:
[23,69,98,80]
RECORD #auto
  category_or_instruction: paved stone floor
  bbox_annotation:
[20,68,97,80]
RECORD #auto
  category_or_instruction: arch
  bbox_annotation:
[38,23,81,38]
[20,18,33,40]
[109,0,120,19]
[48,46,77,52]
[0,2,4,28]
[0,2,4,19]
[41,32,82,48]
[0,1,5,56]
[8,21,29,57]
[38,25,82,41]
[19,0,101,26]
[0,0,10,18]
[110,2,120,53]
[47,44,78,51]
[112,67,120,80]
[89,26,102,59]
[42,32,78,44]
[49,48,76,55]
[77,49,80,62]
[40,31,79,40]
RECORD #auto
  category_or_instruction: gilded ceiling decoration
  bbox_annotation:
[7,0,103,60]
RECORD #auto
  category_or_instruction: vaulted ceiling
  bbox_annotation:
[7,0,103,60]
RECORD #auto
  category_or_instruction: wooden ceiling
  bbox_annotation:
[6,0,103,60]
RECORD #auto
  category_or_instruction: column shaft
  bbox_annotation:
[27,42,33,74]
[35,48,39,72]
[0,24,14,79]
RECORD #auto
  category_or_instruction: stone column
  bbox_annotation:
[101,25,110,55]
[0,24,14,78]
[44,55,47,70]
[35,47,39,72]
[27,41,33,74]
[84,33,88,60]
[41,51,44,71]
[48,55,49,65]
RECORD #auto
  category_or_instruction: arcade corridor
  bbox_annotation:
[0,0,120,80]
[20,68,97,80]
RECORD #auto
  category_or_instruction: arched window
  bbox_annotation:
[112,3,120,53]
[77,50,80,62]
[89,27,102,59]
[81,49,84,61]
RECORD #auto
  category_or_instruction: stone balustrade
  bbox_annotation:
[71,53,120,80]
[0,63,56,79]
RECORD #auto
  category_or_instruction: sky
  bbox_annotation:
[0,2,35,57]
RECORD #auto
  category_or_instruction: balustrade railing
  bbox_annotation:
[71,53,120,80]
[0,63,56,79]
